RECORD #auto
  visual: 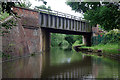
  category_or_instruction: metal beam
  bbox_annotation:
[39,12,92,32]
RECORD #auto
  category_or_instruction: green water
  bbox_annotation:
[2,48,120,79]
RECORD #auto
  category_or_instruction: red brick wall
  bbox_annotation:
[2,7,41,61]
[13,7,39,27]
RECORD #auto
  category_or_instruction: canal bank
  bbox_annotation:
[73,44,120,61]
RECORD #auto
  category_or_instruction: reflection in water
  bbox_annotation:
[2,48,120,79]
[92,57,120,78]
[0,63,2,79]
[2,54,43,78]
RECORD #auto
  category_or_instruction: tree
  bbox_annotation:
[66,1,120,31]
[34,5,51,10]
[0,0,47,15]
[15,1,32,8]
[0,2,15,15]
[84,5,120,30]
[66,2,102,13]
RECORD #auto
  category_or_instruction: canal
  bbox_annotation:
[2,48,120,79]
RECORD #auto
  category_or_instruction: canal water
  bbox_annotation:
[2,48,120,79]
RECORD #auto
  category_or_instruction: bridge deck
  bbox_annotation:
[38,9,92,32]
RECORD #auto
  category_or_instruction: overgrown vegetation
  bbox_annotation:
[66,1,120,31]
[82,29,120,54]
[92,29,120,45]
[82,43,118,54]
[66,1,120,55]
[51,33,82,50]
[84,5,120,31]
[102,29,120,44]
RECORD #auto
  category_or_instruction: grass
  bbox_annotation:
[72,41,84,47]
[81,43,119,54]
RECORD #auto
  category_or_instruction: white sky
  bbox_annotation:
[29,0,83,17]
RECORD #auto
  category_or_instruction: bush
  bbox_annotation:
[102,29,120,44]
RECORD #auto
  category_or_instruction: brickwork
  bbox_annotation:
[2,7,42,61]
[13,7,39,28]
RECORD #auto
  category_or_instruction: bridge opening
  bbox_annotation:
[41,27,92,51]
[50,33,83,50]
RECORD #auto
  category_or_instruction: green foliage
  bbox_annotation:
[66,2,102,13]
[102,29,120,44]
[34,5,51,10]
[51,33,82,49]
[51,33,68,47]
[65,35,82,46]
[0,12,9,21]
[1,2,15,15]
[65,35,76,46]
[0,0,33,36]
[66,1,120,31]
[0,0,47,15]
[1,19,17,36]
[1,51,12,59]
[82,43,118,54]
[72,41,81,47]
[74,35,82,43]
[15,1,32,8]
[92,29,120,45]
[84,5,120,31]
[90,29,120,54]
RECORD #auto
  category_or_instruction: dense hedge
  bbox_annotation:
[102,29,120,44]
[92,29,120,45]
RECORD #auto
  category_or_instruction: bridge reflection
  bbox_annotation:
[41,51,92,78]
[2,49,93,78]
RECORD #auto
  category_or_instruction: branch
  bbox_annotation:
[0,16,13,25]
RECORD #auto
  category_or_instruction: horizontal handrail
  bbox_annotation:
[38,8,83,21]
